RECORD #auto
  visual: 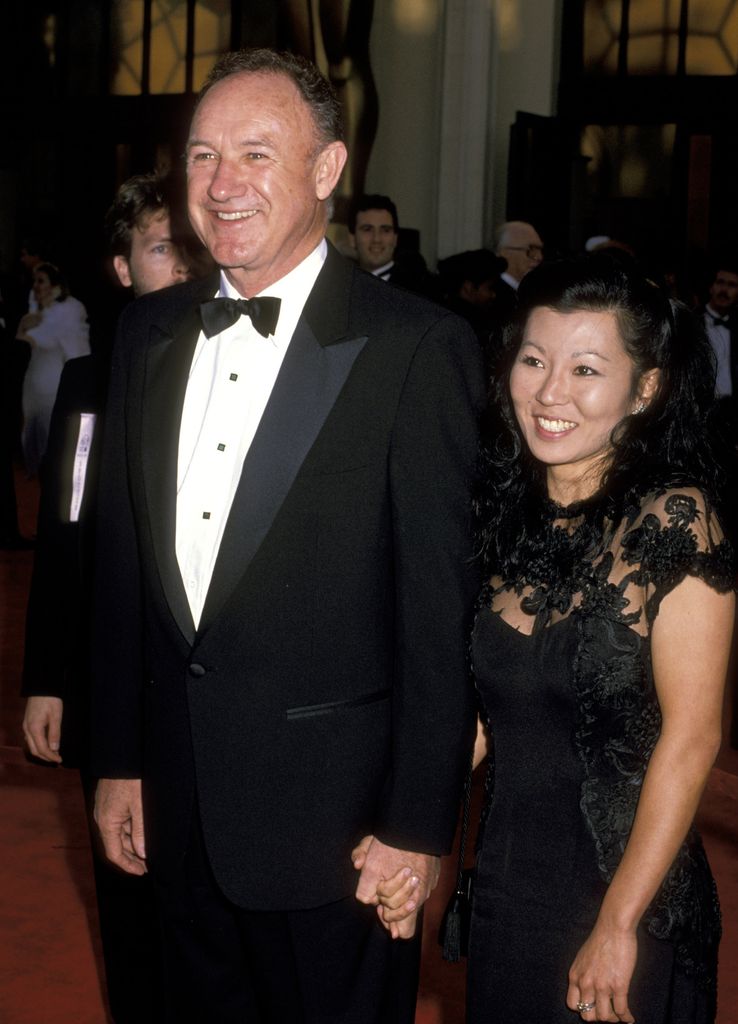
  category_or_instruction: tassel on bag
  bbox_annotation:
[438,747,475,962]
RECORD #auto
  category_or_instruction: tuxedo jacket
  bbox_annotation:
[493,277,518,323]
[700,306,738,382]
[22,354,106,766]
[699,306,738,439]
[91,244,485,911]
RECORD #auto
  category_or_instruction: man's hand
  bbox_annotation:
[353,835,440,939]
[23,696,63,763]
[94,778,147,875]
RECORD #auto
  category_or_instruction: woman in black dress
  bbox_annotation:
[374,255,736,1022]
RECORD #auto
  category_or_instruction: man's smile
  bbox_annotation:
[216,210,259,221]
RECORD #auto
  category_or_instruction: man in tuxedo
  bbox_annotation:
[22,173,191,1023]
[92,48,484,1023]
[23,172,192,765]
[701,263,738,414]
[700,262,738,752]
[349,192,438,298]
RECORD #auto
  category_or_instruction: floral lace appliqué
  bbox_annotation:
[486,485,734,994]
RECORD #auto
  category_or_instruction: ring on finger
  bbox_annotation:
[576,1001,596,1013]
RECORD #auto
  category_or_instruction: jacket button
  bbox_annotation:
[188,663,206,678]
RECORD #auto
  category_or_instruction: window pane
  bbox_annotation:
[627,0,681,74]
[583,0,622,73]
[194,0,231,90]
[581,123,676,197]
[686,0,738,73]
[582,0,738,76]
[149,0,187,94]
[111,0,144,95]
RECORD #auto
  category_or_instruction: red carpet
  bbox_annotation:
[2,469,737,1023]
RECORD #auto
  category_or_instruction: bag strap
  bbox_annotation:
[453,743,475,894]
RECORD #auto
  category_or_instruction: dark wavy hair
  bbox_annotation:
[349,194,399,234]
[104,173,169,259]
[476,252,736,575]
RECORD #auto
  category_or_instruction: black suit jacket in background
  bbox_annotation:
[22,354,106,766]
[698,306,738,439]
[91,245,486,911]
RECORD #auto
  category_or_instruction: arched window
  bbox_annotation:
[110,0,231,95]
[583,0,738,76]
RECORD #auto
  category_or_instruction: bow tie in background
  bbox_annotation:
[200,295,281,339]
[706,310,730,328]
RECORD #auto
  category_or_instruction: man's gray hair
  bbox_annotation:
[196,48,345,152]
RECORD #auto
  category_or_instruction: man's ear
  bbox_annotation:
[113,255,133,289]
[314,141,348,201]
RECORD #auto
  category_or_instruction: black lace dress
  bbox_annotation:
[468,486,734,1024]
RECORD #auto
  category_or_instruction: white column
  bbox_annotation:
[436,0,495,259]
[485,0,562,243]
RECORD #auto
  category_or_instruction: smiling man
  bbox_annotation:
[91,48,484,1024]
[349,193,437,298]
[349,194,399,276]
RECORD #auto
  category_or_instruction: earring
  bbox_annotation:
[633,401,646,414]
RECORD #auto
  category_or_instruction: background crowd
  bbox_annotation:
[2,46,738,1023]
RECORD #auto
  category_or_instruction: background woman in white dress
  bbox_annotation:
[15,263,89,476]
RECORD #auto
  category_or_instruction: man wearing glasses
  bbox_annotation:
[494,219,544,318]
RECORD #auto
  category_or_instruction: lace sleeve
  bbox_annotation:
[619,488,735,624]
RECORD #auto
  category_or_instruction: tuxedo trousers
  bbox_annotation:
[80,774,166,1024]
[152,808,422,1024]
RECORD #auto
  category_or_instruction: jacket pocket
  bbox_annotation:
[286,688,391,720]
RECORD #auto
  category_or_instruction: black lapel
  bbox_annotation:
[197,248,367,634]
[140,276,218,643]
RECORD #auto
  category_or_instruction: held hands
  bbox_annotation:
[23,696,64,763]
[352,834,440,940]
[566,920,637,1023]
[94,778,147,876]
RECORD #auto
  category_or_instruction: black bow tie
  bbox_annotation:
[707,310,730,327]
[199,295,281,339]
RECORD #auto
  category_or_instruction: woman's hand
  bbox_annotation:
[351,834,430,938]
[566,921,637,1022]
[376,867,422,922]
[16,311,42,343]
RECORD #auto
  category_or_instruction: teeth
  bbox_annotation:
[537,416,576,432]
[217,210,258,221]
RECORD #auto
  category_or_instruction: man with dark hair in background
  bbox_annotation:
[92,48,483,1024]
[349,192,438,298]
[437,247,508,366]
[22,172,193,1023]
[106,173,193,298]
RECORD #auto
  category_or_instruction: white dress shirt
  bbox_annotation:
[371,260,394,281]
[500,270,519,291]
[176,239,327,626]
